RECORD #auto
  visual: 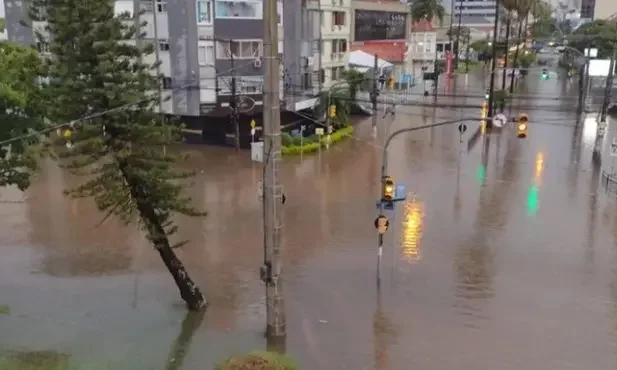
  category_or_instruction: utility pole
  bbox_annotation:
[454,2,463,68]
[486,0,500,125]
[600,48,616,123]
[577,60,587,118]
[229,42,241,151]
[501,14,511,92]
[262,0,286,342]
[371,54,378,128]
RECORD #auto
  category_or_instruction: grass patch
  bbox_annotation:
[216,351,297,370]
[281,125,354,155]
[0,351,73,370]
[0,305,9,315]
[454,60,480,74]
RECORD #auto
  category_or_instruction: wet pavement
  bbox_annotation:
[2,70,617,369]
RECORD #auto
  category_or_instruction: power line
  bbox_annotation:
[0,58,268,148]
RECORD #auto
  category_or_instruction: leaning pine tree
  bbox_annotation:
[28,0,207,310]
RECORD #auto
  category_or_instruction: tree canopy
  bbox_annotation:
[28,0,207,309]
[408,0,445,25]
[0,42,46,190]
[570,20,617,59]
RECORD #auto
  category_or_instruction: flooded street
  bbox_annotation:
[3,70,617,369]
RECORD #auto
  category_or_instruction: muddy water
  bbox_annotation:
[2,73,617,369]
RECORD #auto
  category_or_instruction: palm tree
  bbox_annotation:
[317,87,350,129]
[500,0,519,90]
[408,0,446,74]
[509,0,536,92]
[341,69,367,102]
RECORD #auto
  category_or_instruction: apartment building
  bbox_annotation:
[4,0,286,118]
[592,0,616,20]
[318,0,353,87]
[350,0,410,76]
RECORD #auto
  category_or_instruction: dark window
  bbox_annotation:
[163,77,172,89]
[354,10,406,42]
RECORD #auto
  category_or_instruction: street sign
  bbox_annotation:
[251,141,264,163]
[250,119,256,128]
[395,184,406,199]
[492,113,507,128]
[458,123,467,133]
[250,128,256,136]
[374,215,389,234]
[611,140,617,157]
[315,127,324,135]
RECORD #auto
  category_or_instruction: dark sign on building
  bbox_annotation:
[354,10,407,42]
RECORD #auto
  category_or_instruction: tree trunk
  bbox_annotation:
[154,230,207,310]
[115,158,207,311]
[509,18,525,93]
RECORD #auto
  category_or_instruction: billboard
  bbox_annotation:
[354,10,407,42]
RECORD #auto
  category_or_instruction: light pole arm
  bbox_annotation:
[380,117,487,181]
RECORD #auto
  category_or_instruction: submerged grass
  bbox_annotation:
[0,351,74,370]
[0,305,10,315]
[216,351,297,370]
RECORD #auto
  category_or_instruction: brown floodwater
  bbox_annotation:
[2,71,617,369]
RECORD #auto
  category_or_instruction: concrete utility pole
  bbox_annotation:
[229,43,241,151]
[600,47,616,123]
[371,54,378,128]
[487,0,500,124]
[262,0,286,342]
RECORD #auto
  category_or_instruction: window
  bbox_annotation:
[216,76,264,95]
[162,77,172,89]
[140,1,154,12]
[319,69,325,84]
[198,42,215,65]
[36,42,50,53]
[332,39,347,53]
[197,0,212,24]
[215,1,262,19]
[156,0,166,12]
[333,11,345,26]
[158,40,169,51]
[277,2,283,25]
[216,40,262,59]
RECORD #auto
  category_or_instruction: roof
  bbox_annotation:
[411,19,434,32]
[350,42,408,63]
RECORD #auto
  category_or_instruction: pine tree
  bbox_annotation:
[0,42,46,190]
[27,0,207,310]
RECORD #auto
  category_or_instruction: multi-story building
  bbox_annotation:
[349,0,410,76]
[592,0,616,20]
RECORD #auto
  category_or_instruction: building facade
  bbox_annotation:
[4,0,304,117]
[349,0,410,76]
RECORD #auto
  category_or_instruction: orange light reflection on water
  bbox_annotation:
[401,199,424,262]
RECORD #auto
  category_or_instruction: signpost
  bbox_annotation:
[492,113,507,128]
[250,119,256,142]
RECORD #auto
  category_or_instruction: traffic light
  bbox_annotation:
[480,102,489,133]
[328,104,336,118]
[61,127,74,148]
[382,176,395,202]
[541,68,549,80]
[516,113,528,138]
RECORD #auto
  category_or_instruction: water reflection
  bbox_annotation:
[27,159,135,276]
[401,199,424,262]
[166,311,205,370]
[373,285,396,370]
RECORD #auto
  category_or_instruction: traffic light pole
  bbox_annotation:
[486,0,500,124]
[375,117,488,283]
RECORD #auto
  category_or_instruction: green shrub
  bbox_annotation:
[281,125,354,155]
[216,351,297,370]
[281,132,294,146]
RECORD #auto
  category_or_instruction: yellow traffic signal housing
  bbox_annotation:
[382,176,395,201]
[328,104,336,118]
[517,113,528,138]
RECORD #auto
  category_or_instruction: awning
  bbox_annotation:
[348,50,393,69]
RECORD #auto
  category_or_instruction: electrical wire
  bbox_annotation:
[0,58,269,147]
